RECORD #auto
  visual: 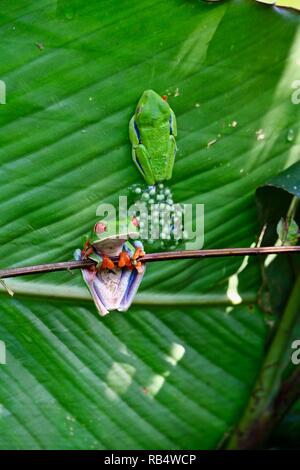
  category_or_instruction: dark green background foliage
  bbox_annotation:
[0,0,299,449]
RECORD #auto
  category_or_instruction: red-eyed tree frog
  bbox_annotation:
[75,217,145,316]
[129,90,177,185]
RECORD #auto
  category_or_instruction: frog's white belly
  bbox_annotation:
[80,236,145,316]
[95,268,132,310]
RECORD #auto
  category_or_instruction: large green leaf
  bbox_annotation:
[0,0,300,449]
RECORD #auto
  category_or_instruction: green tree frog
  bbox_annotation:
[129,89,177,185]
[75,217,145,316]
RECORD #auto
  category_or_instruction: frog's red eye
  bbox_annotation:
[94,222,107,234]
[162,95,168,101]
[131,217,139,227]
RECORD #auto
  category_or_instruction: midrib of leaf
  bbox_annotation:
[0,279,257,305]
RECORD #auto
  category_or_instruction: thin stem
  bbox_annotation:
[0,259,96,279]
[0,246,300,280]
[286,195,299,224]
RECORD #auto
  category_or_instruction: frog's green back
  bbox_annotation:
[130,90,177,184]
[139,122,171,181]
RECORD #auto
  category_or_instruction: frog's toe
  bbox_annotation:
[118,251,132,268]
[101,255,115,270]
[132,247,145,260]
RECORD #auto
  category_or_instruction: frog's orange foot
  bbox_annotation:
[118,247,145,273]
[132,247,145,274]
[81,240,93,259]
[118,251,132,269]
[101,255,115,271]
[134,261,144,274]
[132,247,145,261]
